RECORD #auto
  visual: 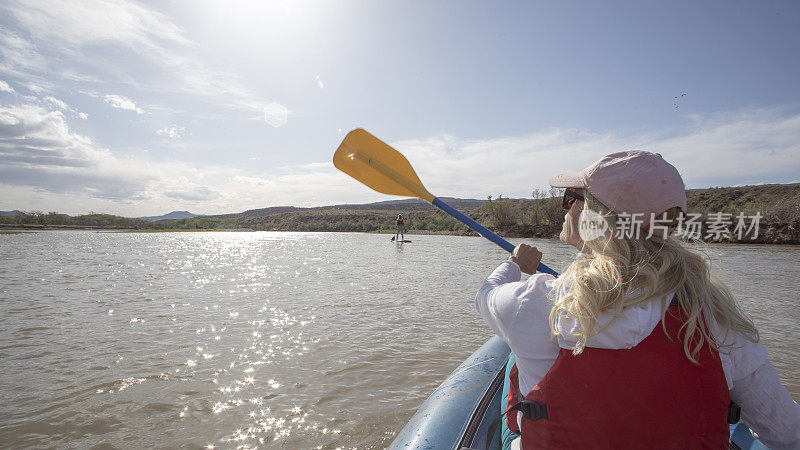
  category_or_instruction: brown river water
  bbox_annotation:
[0,231,797,448]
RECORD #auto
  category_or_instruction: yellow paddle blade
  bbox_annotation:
[333,128,435,203]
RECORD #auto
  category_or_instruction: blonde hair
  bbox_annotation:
[549,191,759,362]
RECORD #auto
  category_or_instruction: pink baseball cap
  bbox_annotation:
[549,151,687,219]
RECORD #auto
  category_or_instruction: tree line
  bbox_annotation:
[0,212,238,230]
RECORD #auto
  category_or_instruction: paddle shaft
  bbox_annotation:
[431,198,559,277]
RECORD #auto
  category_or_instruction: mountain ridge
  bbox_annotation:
[140,211,199,221]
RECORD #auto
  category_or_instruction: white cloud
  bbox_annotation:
[43,96,68,111]
[103,94,145,114]
[0,98,318,214]
[26,83,48,95]
[9,0,189,50]
[0,0,273,117]
[0,103,152,199]
[40,95,88,120]
[0,28,48,75]
[156,125,185,139]
[59,71,103,83]
[0,98,374,214]
[1,105,797,216]
[647,110,800,186]
[390,129,617,199]
[0,80,14,93]
[164,186,221,201]
[390,109,800,198]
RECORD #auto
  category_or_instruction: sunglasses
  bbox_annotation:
[562,188,585,211]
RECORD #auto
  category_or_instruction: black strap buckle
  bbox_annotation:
[728,401,741,424]
[517,400,549,421]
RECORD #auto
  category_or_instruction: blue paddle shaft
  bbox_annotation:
[431,197,559,276]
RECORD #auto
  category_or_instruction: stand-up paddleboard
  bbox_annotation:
[391,237,412,243]
[394,240,412,243]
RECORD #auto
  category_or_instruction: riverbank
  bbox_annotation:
[2,184,798,244]
[123,228,255,233]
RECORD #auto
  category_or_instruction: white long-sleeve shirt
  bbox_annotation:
[476,260,800,449]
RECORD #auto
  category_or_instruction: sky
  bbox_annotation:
[1,0,799,217]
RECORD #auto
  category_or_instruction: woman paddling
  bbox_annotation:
[475,151,800,449]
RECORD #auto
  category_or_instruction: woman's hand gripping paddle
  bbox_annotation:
[333,128,558,276]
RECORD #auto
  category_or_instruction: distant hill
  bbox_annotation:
[224,206,300,220]
[206,198,488,220]
[686,184,799,221]
[0,210,23,216]
[141,211,199,221]
[323,197,486,211]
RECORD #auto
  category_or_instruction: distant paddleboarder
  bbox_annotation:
[394,214,405,242]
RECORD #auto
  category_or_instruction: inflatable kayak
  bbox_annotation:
[388,336,768,449]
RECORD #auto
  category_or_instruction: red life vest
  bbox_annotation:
[507,306,731,449]
[397,220,404,225]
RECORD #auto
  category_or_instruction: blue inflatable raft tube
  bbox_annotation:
[388,336,768,450]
